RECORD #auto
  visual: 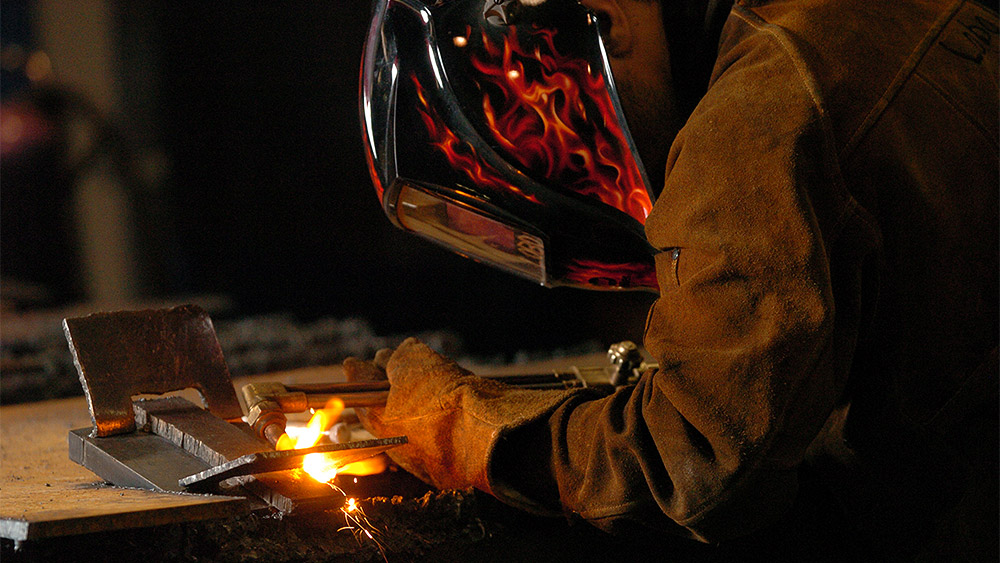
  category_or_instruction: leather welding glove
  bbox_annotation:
[343,337,581,495]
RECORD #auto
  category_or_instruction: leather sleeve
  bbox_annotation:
[488,9,869,542]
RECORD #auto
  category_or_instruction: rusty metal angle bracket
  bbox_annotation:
[64,304,244,437]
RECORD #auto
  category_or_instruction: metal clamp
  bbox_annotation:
[607,341,646,387]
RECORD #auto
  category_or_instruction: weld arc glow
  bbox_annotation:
[275,398,345,484]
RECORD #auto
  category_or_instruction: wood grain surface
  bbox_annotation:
[0,397,251,541]
[1,354,608,542]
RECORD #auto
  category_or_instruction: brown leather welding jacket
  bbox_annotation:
[485,0,999,553]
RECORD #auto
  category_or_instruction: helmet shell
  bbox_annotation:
[361,0,658,291]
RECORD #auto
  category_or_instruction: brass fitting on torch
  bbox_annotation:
[242,382,308,445]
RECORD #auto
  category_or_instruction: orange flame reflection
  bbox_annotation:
[275,398,344,484]
[338,455,388,477]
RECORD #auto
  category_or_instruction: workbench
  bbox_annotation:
[1,395,249,543]
[2,359,694,562]
[0,362,354,544]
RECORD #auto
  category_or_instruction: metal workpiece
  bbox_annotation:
[60,305,407,515]
[71,395,398,514]
[63,305,244,437]
[67,428,214,493]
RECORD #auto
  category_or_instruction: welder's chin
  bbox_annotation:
[611,67,675,196]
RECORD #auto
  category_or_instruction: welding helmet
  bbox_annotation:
[361,0,658,291]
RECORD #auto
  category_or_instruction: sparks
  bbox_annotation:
[338,495,387,561]
[272,398,389,559]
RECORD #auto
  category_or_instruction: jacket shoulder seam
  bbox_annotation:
[913,69,997,144]
[730,5,858,237]
[840,0,967,160]
[731,7,827,121]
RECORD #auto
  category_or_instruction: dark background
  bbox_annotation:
[2,2,655,357]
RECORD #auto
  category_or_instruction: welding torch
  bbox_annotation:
[243,341,654,445]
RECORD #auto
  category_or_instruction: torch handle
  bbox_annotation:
[245,346,654,444]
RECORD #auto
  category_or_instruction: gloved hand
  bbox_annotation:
[343,337,579,494]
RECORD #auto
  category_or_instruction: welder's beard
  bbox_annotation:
[612,64,679,198]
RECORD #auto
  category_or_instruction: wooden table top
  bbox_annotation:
[0,395,251,542]
[1,355,609,543]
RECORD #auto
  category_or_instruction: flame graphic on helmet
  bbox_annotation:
[563,258,658,290]
[414,75,540,203]
[408,23,658,291]
[472,26,652,223]
[414,25,651,220]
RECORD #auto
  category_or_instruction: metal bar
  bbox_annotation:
[286,372,578,396]
[133,397,273,468]
[301,379,584,410]
[292,372,584,406]
[179,436,407,490]
[305,392,390,409]
[285,381,391,394]
[483,372,580,385]
[68,428,214,493]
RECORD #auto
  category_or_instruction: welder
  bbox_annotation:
[345,0,999,559]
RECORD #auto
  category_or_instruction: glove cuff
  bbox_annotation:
[476,386,588,500]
